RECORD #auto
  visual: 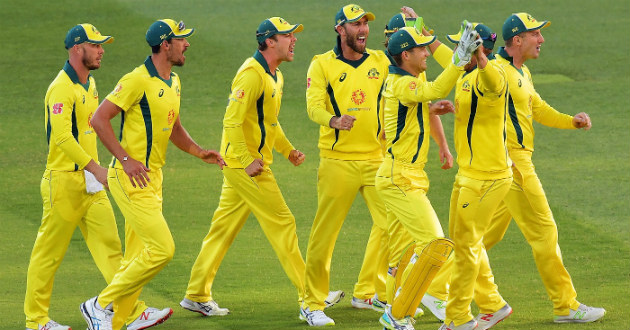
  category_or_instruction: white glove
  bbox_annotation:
[452,21,482,67]
[84,170,104,194]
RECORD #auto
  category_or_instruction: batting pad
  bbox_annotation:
[395,243,416,292]
[391,238,454,319]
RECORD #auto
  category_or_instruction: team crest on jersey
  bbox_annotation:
[235,89,245,99]
[367,68,380,79]
[167,109,175,125]
[351,89,366,105]
[462,80,471,92]
[409,81,417,90]
[93,89,98,99]
[52,103,63,114]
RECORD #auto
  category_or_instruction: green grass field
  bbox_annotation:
[1,0,628,329]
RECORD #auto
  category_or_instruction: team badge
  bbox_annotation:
[409,81,417,90]
[112,83,123,95]
[52,103,63,114]
[167,109,175,125]
[235,89,245,99]
[93,89,98,99]
[367,68,380,79]
[462,80,471,92]
[159,89,164,97]
[351,89,366,105]
[176,86,180,97]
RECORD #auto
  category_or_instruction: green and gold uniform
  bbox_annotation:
[185,51,306,305]
[25,62,146,329]
[96,56,183,324]
[375,57,462,305]
[446,55,513,326]
[303,45,390,311]
[483,47,580,316]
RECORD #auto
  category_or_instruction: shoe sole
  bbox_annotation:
[130,309,173,330]
[324,291,345,309]
[180,301,229,316]
[351,302,372,309]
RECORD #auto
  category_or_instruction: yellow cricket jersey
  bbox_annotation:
[44,61,100,171]
[453,56,512,180]
[382,63,462,165]
[306,45,390,160]
[106,56,181,170]
[495,48,574,152]
[220,51,294,169]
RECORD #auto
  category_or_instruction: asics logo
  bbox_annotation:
[462,202,469,208]
[339,73,347,82]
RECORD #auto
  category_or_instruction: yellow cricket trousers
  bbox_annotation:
[185,167,306,304]
[24,170,146,329]
[446,174,512,326]
[483,149,580,315]
[375,157,452,304]
[98,168,174,330]
[353,224,388,301]
[304,157,389,311]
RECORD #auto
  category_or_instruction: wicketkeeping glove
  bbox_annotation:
[452,21,482,67]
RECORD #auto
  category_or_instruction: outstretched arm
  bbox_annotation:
[170,116,225,168]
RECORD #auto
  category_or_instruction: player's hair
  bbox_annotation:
[258,35,278,51]
[392,53,403,66]
[151,39,173,54]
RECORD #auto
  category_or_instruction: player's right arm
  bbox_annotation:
[91,99,151,188]
[475,48,506,97]
[47,85,93,170]
[395,64,462,105]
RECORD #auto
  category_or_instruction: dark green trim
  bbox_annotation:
[253,50,277,81]
[144,56,173,87]
[71,103,79,171]
[388,65,414,77]
[467,92,478,165]
[113,111,126,167]
[256,92,266,156]
[139,93,153,168]
[326,83,341,150]
[497,47,523,75]
[63,61,90,91]
[389,101,408,158]
[376,80,384,139]
[507,93,525,149]
[411,103,424,163]
[46,105,52,146]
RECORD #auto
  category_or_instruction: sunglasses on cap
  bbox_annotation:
[483,32,497,42]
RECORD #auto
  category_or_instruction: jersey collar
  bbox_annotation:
[63,61,91,91]
[333,36,369,68]
[253,50,277,81]
[496,47,523,75]
[144,56,173,87]
[388,65,414,77]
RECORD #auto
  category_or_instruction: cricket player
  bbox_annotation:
[438,23,514,330]
[25,24,170,330]
[301,4,392,326]
[482,12,605,323]
[80,19,225,330]
[375,24,481,330]
[180,17,341,318]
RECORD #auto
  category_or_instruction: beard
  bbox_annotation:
[346,34,366,54]
[82,55,100,70]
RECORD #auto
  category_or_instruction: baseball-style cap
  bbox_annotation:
[502,12,550,41]
[64,23,113,49]
[384,14,432,38]
[447,23,497,50]
[387,27,436,56]
[256,17,303,44]
[146,19,195,47]
[335,4,375,27]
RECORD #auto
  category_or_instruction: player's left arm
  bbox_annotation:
[273,122,304,165]
[170,116,225,168]
[531,91,577,129]
[428,105,454,169]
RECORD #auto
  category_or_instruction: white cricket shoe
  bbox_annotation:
[179,298,230,316]
[351,296,373,309]
[380,306,415,330]
[554,303,606,323]
[127,307,173,330]
[475,303,512,330]
[422,293,447,321]
[26,319,70,330]
[438,320,478,330]
[300,306,335,326]
[324,290,345,308]
[80,296,113,330]
[372,295,387,313]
